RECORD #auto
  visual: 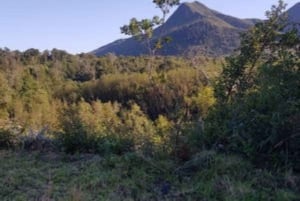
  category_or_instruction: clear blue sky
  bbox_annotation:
[0,0,298,54]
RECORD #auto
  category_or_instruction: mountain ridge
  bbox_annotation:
[92,1,300,57]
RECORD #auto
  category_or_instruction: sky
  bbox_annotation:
[0,0,299,54]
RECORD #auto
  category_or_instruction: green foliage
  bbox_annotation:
[121,17,162,40]
[0,122,26,150]
[0,129,18,149]
[121,16,164,56]
[0,45,216,158]
[153,0,180,19]
[0,72,11,120]
[121,104,156,152]
[121,0,180,56]
[57,101,125,154]
[58,101,161,155]
[206,0,300,170]
[185,86,216,118]
[154,115,173,151]
[83,66,206,120]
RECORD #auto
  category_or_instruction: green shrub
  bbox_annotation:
[205,2,300,170]
[57,101,158,155]
[0,128,19,149]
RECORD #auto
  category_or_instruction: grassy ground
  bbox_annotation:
[0,150,299,201]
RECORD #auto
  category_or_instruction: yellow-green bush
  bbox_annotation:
[58,101,165,155]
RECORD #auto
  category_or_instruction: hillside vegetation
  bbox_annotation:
[0,1,299,200]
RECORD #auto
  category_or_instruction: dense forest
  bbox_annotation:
[0,47,219,154]
[0,1,299,200]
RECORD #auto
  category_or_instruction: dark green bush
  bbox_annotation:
[205,1,300,170]
[0,128,19,149]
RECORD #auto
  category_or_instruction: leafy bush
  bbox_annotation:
[0,129,18,149]
[58,101,161,155]
[0,118,22,149]
[205,1,300,170]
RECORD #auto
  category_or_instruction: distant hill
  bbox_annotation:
[287,2,300,24]
[92,1,300,57]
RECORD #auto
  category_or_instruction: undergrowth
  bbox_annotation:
[0,150,298,201]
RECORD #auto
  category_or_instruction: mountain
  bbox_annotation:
[92,1,299,57]
[287,2,300,24]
